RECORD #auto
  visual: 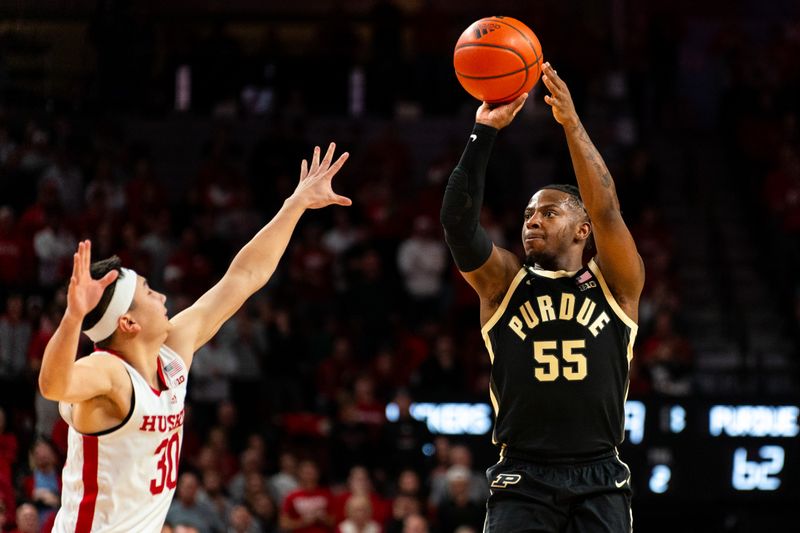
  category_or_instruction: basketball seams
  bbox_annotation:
[488,17,542,64]
[487,17,543,89]
[454,43,527,79]
[454,43,542,71]
[454,41,530,101]
[457,68,529,81]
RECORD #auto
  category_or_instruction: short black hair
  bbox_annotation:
[538,184,585,212]
[81,255,124,347]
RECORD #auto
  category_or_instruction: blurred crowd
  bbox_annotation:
[1,0,799,531]
[717,15,800,348]
[0,100,680,533]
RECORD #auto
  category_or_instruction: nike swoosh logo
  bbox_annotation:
[470,134,477,142]
[615,477,630,488]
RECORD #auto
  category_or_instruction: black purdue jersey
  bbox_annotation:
[482,258,638,458]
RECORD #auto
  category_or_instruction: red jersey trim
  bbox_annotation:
[154,358,167,396]
[75,435,98,533]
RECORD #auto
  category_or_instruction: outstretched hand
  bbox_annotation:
[475,92,528,130]
[541,62,579,127]
[67,240,118,319]
[292,142,351,210]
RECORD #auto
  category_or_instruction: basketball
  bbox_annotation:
[453,16,543,104]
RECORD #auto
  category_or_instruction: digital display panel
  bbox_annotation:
[620,399,799,501]
[387,399,800,500]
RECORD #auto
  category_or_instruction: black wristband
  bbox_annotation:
[458,123,498,171]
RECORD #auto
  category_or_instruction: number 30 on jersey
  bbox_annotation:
[150,433,181,495]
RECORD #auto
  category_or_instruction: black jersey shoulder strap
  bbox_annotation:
[480,267,528,344]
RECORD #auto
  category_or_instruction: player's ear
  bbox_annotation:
[118,314,141,335]
[576,221,591,243]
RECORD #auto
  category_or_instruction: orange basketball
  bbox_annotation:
[454,16,543,104]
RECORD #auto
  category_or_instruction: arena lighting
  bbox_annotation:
[383,400,657,440]
[625,400,646,445]
[385,402,493,435]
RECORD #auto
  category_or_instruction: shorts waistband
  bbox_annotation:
[500,446,617,466]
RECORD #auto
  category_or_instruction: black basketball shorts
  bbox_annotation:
[483,452,633,533]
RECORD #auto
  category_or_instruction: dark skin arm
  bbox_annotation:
[541,62,644,321]
[458,93,529,326]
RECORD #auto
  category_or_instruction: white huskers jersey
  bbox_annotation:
[53,345,188,533]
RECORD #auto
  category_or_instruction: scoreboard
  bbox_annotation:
[620,399,799,501]
[388,398,800,500]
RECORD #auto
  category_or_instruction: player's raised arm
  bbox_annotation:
[541,62,644,319]
[167,142,350,363]
[440,94,528,324]
[39,241,128,402]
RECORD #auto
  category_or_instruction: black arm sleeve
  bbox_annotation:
[440,123,498,272]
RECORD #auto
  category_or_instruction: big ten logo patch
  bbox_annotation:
[491,473,522,488]
[578,281,597,292]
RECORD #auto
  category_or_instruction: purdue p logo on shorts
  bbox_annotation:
[491,473,522,488]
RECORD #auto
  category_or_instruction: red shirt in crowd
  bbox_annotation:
[282,487,334,533]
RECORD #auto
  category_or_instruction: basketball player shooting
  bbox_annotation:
[39,143,350,532]
[440,62,644,532]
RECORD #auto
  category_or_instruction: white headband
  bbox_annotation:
[83,268,137,342]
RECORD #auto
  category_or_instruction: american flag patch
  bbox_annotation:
[576,270,593,284]
[163,359,183,378]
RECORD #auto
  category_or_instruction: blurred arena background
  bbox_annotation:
[0,0,799,531]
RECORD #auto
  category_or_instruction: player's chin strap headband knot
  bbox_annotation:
[83,268,137,342]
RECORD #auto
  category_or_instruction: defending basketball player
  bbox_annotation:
[440,62,644,532]
[39,143,350,532]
